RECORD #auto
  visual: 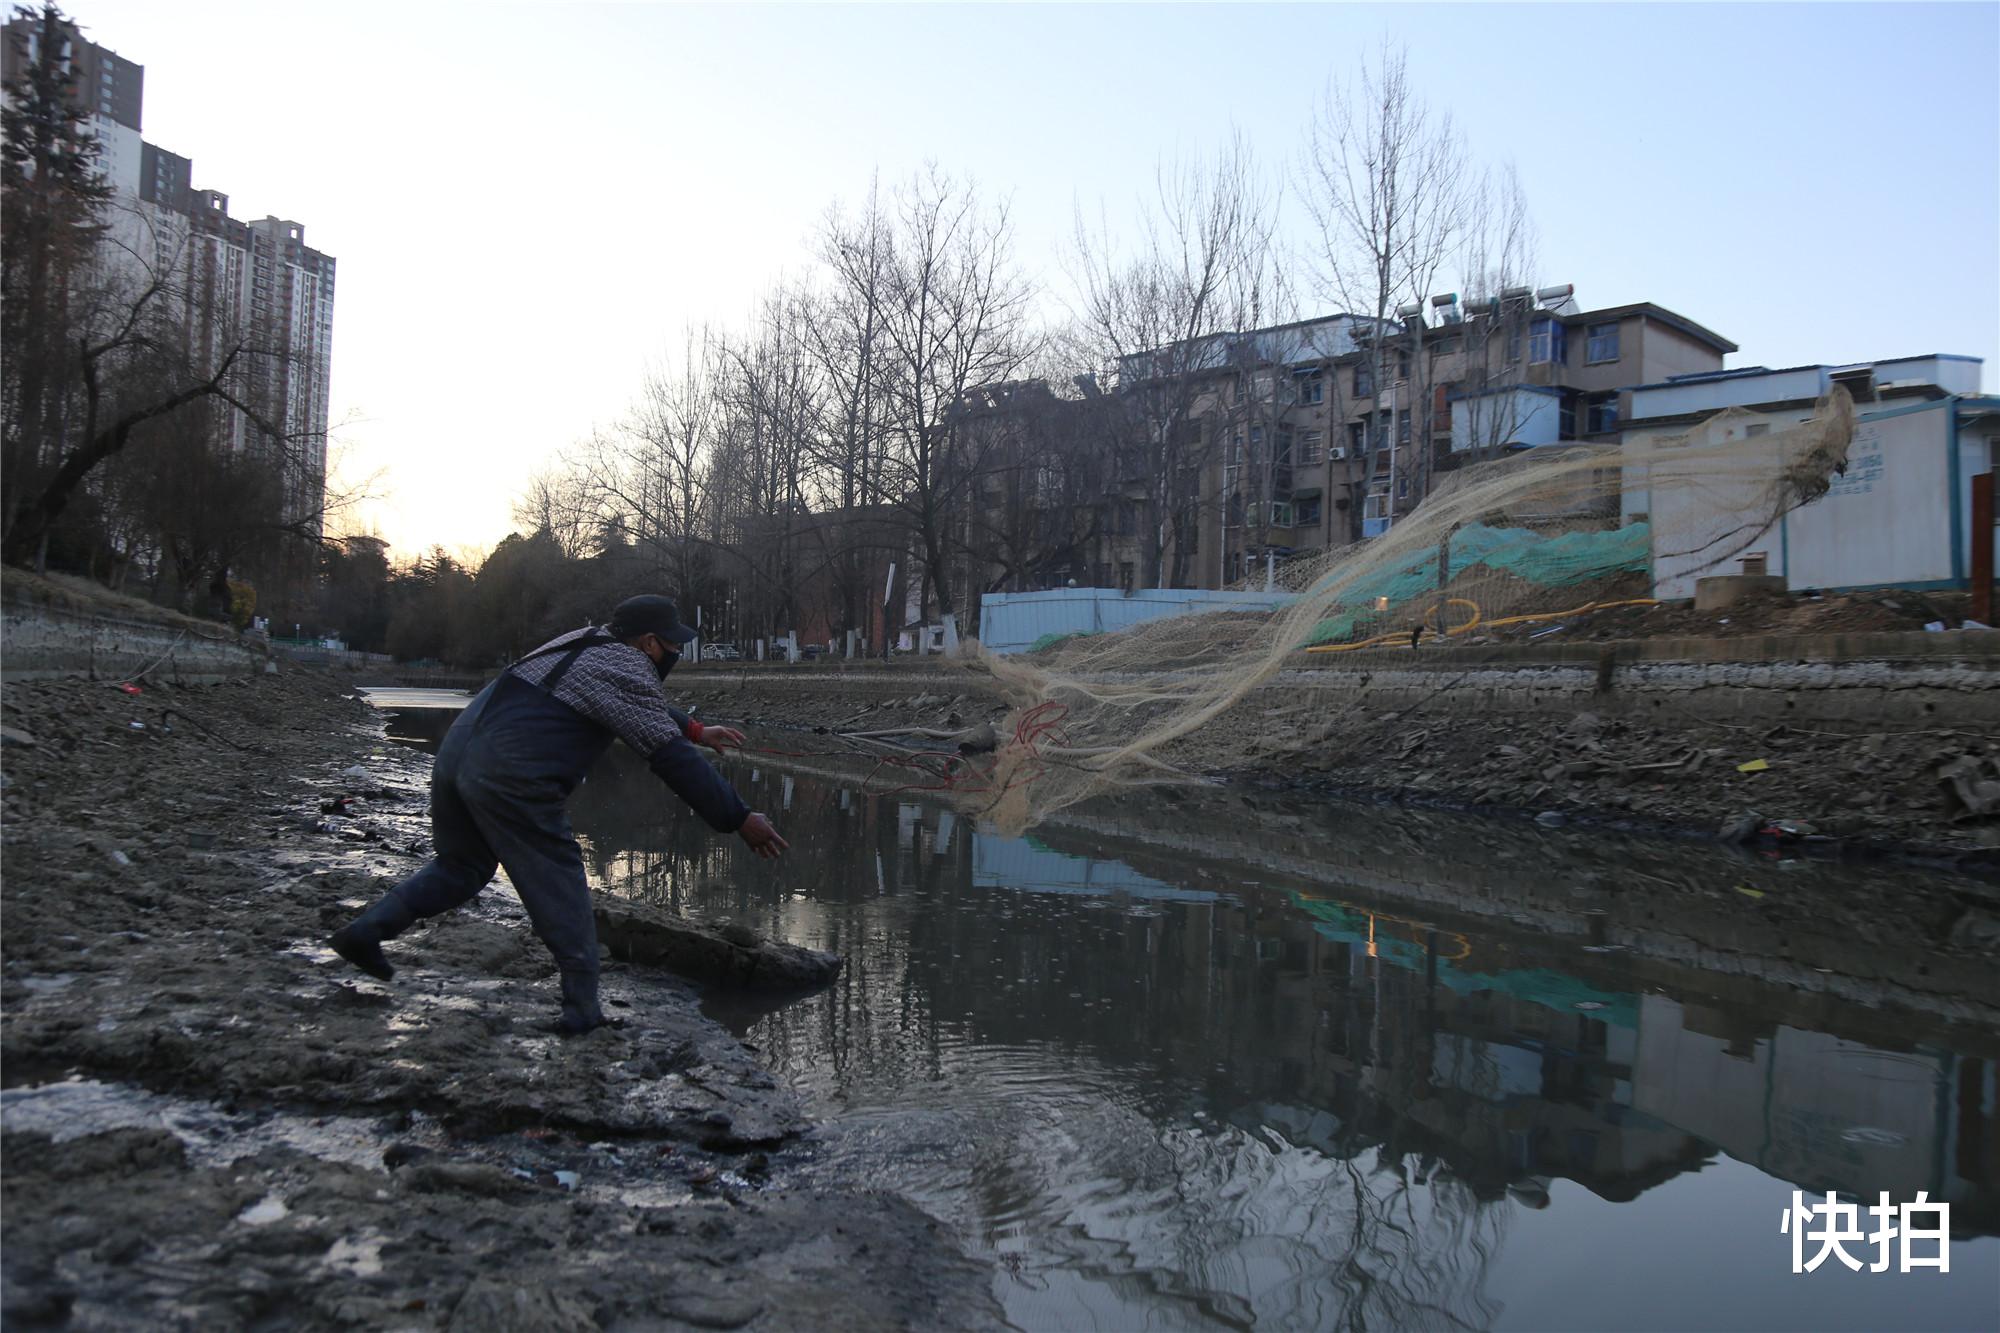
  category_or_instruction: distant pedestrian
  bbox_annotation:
[330,595,785,1033]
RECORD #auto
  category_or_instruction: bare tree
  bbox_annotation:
[0,250,294,570]
[809,183,891,513]
[870,165,1033,624]
[1071,132,1277,587]
[719,285,832,641]
[560,324,745,641]
[1301,41,1469,532]
[1450,162,1543,460]
[512,459,601,561]
[801,188,896,638]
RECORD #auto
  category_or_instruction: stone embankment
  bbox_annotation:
[670,628,2000,866]
[2,569,266,685]
[0,667,999,1329]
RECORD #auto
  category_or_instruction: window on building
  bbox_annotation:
[1587,398,1620,434]
[1299,430,1323,464]
[1397,413,1411,445]
[1745,422,1770,437]
[1348,422,1366,456]
[1298,496,1323,526]
[1295,369,1325,404]
[1353,361,1373,398]
[1276,431,1293,465]
[1586,323,1620,364]
[1528,318,1567,366]
[1559,398,1577,439]
[1229,432,1244,464]
[1118,562,1135,593]
[1397,349,1411,380]
[1270,501,1294,528]
[1231,377,1243,405]
[1372,419,1389,453]
[1249,425,1263,449]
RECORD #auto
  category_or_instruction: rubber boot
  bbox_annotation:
[329,893,415,982]
[555,968,607,1036]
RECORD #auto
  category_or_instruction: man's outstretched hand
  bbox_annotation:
[702,725,746,756]
[738,812,788,859]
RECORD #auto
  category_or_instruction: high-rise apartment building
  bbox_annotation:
[2,10,336,542]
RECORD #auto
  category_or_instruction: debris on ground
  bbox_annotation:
[1,669,1001,1329]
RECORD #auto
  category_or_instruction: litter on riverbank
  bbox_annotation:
[669,659,2000,870]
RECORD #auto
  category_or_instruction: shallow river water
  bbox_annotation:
[384,701,2000,1332]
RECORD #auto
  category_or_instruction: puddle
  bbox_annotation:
[237,1194,291,1226]
[321,1232,386,1277]
[0,1078,394,1171]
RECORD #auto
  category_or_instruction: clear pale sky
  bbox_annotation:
[68,1,2000,559]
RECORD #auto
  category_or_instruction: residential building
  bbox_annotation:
[2,11,336,550]
[1618,354,1997,597]
[0,13,143,190]
[1100,293,1735,590]
[956,376,1123,596]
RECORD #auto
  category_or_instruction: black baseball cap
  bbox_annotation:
[607,594,698,645]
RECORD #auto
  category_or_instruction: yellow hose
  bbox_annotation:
[1303,596,1658,654]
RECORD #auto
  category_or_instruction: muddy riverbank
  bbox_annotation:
[0,670,999,1329]
[671,654,2000,871]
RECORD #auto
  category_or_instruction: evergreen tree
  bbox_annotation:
[1,2,113,539]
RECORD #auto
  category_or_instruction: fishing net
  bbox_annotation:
[954,389,1856,834]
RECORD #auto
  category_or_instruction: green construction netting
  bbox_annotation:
[1303,521,1652,645]
[1029,630,1101,653]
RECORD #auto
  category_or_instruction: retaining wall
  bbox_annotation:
[1,600,263,684]
[676,629,2000,730]
[1285,629,2000,728]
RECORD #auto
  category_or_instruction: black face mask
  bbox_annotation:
[652,647,680,681]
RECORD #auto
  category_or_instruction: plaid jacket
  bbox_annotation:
[506,626,701,757]
[499,626,748,832]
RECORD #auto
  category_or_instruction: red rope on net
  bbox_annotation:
[733,701,1071,803]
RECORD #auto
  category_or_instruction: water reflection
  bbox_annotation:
[387,704,1998,1331]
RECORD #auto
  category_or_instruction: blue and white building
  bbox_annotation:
[1619,356,1998,598]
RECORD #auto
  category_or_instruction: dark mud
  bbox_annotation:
[673,664,2000,869]
[0,671,1000,1330]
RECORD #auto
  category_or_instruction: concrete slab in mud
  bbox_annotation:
[596,899,842,992]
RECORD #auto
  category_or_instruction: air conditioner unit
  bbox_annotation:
[1327,446,1348,460]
